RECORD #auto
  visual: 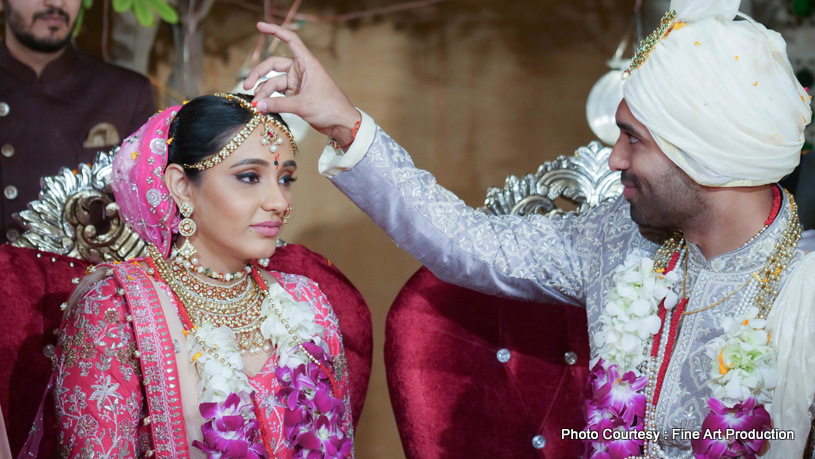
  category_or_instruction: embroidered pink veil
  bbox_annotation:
[111,106,183,258]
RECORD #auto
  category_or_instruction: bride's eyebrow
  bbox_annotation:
[229,158,271,168]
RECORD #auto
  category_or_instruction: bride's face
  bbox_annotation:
[183,126,296,271]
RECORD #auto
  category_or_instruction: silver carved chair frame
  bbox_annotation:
[478,140,622,217]
[12,150,146,263]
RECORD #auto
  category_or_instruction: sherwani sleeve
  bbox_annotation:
[53,276,144,458]
[319,111,610,305]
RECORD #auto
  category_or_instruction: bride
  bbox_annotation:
[26,93,354,458]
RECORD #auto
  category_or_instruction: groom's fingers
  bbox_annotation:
[256,22,315,63]
[256,94,301,115]
[253,75,290,101]
[245,56,293,92]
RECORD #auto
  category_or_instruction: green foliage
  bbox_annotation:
[75,0,178,33]
[144,0,179,24]
[73,0,95,36]
[114,0,179,26]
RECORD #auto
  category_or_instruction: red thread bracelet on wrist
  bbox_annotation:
[329,120,361,150]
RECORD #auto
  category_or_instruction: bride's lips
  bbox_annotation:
[251,221,282,237]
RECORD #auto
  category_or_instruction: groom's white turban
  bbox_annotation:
[623,0,812,187]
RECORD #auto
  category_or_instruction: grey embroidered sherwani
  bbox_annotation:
[323,119,815,458]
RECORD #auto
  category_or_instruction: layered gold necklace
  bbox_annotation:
[148,246,271,353]
[652,188,802,319]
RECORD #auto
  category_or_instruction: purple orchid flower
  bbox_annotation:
[587,360,647,428]
[275,341,351,459]
[584,417,643,459]
[193,391,270,459]
[691,397,771,459]
[584,360,650,459]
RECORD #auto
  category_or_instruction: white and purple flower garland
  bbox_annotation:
[585,254,777,459]
[185,281,350,458]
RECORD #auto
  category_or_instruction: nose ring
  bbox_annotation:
[282,204,292,224]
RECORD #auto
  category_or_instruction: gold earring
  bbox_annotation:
[282,204,292,224]
[179,202,197,237]
[177,202,198,259]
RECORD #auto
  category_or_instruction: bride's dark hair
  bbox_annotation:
[167,93,290,183]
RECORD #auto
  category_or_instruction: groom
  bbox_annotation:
[246,0,814,456]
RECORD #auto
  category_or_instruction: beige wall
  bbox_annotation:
[165,2,630,456]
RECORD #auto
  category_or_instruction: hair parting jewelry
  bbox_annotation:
[184,93,298,171]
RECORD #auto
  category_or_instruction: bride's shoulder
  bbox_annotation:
[67,259,155,305]
[261,269,326,301]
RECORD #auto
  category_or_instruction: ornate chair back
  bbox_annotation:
[2,150,372,456]
[385,141,621,458]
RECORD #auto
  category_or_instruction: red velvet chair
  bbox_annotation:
[385,142,621,458]
[1,151,372,457]
[0,245,88,456]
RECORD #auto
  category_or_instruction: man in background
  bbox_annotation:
[0,0,154,243]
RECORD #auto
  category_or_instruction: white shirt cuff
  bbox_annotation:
[318,109,376,178]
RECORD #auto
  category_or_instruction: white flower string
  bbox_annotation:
[592,254,680,374]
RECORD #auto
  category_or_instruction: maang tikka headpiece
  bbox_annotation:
[184,93,298,171]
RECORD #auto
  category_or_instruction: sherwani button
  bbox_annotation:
[0,102,9,117]
[4,185,18,200]
[1,144,14,157]
[5,228,19,241]
[496,348,511,363]
[564,351,578,365]
[532,435,546,449]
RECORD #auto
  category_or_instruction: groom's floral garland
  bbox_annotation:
[585,252,777,459]
[148,252,352,458]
